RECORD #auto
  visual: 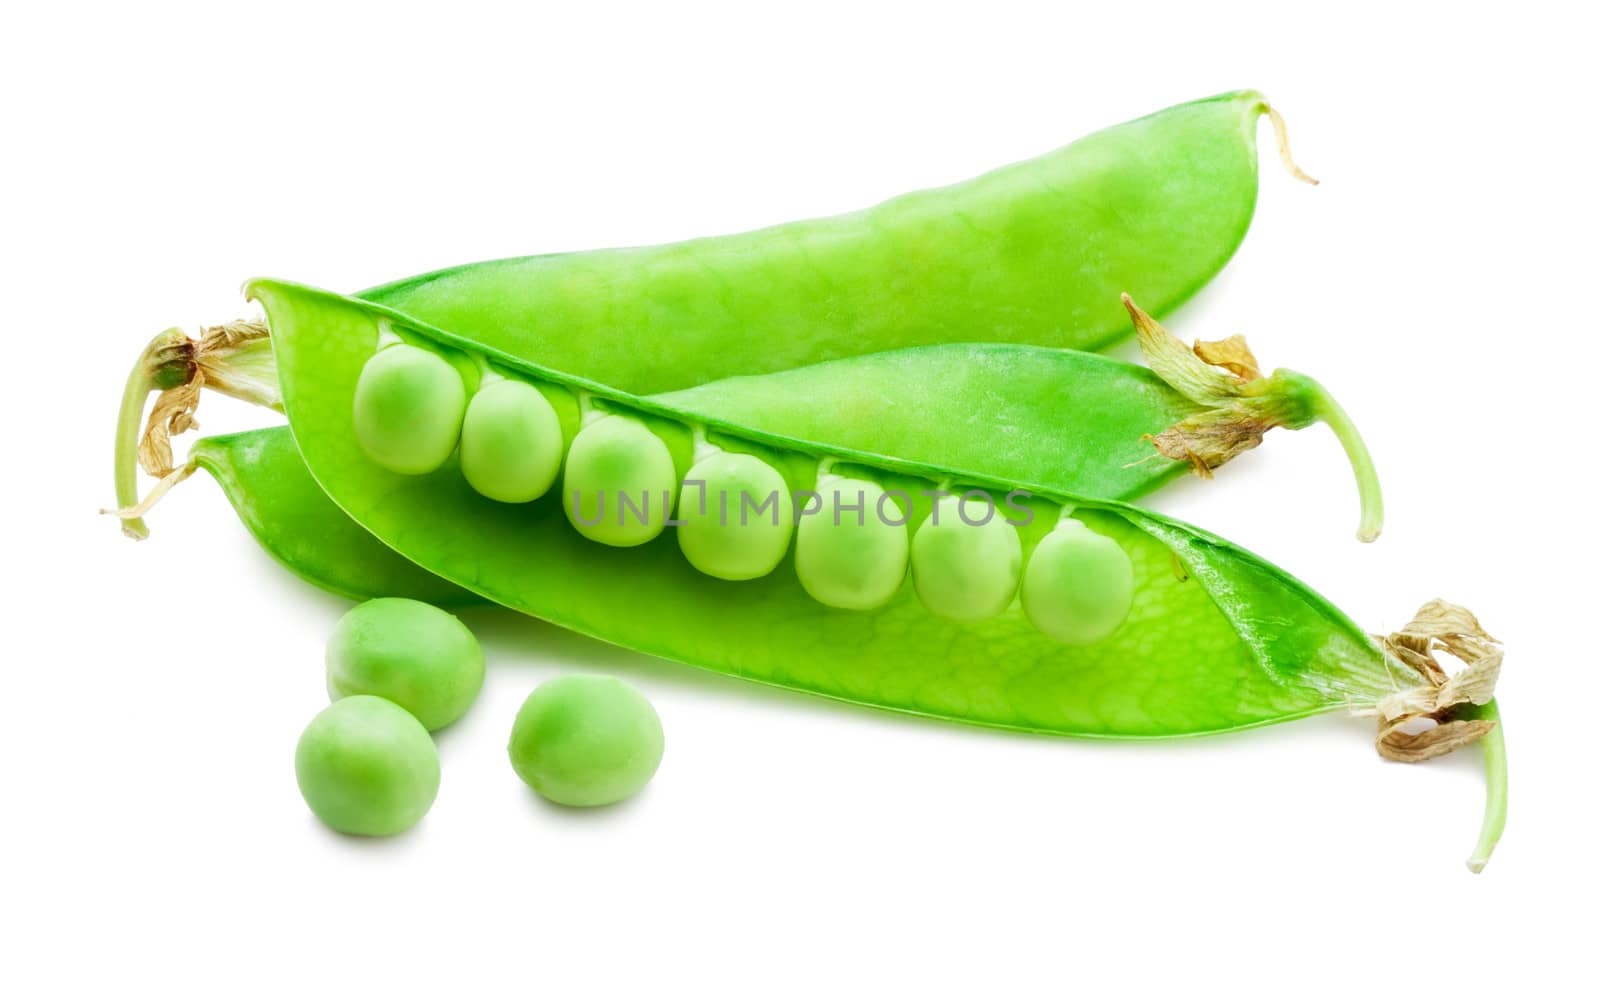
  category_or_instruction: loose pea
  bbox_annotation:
[508,674,665,808]
[562,414,678,547]
[459,379,564,503]
[352,343,467,475]
[294,695,440,837]
[911,494,1022,621]
[1021,518,1135,645]
[326,597,485,731]
[795,476,909,610]
[677,451,794,580]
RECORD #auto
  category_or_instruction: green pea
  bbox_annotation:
[294,695,440,837]
[326,597,485,731]
[795,476,908,610]
[677,450,794,581]
[351,343,467,475]
[911,494,1022,621]
[459,378,564,503]
[1021,518,1135,645]
[508,674,665,807]
[562,413,678,547]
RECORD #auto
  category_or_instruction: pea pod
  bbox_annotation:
[230,279,1501,869]
[190,427,477,606]
[362,90,1313,392]
[114,299,1380,539]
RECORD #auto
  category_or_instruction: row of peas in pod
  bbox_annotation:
[353,333,1136,646]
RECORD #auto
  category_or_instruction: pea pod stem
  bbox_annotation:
[1300,377,1384,542]
[1121,295,1383,541]
[1461,699,1507,873]
[1261,102,1319,186]
[110,321,281,538]
[112,328,189,539]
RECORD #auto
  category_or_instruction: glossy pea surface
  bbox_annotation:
[677,451,794,580]
[911,495,1022,621]
[795,477,909,610]
[508,675,664,807]
[326,597,485,731]
[562,414,677,547]
[352,343,466,475]
[460,379,563,503]
[1021,519,1136,645]
[295,695,440,836]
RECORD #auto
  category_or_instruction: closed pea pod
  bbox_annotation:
[361,91,1314,391]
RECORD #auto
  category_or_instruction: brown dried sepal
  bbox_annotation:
[1192,335,1264,382]
[1372,600,1503,764]
[1377,718,1498,764]
[1142,411,1276,477]
[1120,295,1293,476]
[139,320,276,478]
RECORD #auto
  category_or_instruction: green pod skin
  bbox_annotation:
[190,428,480,606]
[659,344,1193,502]
[508,674,665,808]
[294,695,441,837]
[361,91,1298,393]
[253,279,1406,741]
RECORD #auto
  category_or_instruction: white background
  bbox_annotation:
[4,1,1595,1001]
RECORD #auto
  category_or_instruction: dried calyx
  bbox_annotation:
[1123,295,1385,542]
[110,320,280,538]
[1372,599,1503,763]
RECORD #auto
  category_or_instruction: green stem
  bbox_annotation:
[1459,699,1507,873]
[1299,376,1384,543]
[112,328,188,540]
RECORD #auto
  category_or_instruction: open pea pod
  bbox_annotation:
[115,299,1381,539]
[363,90,1311,391]
[246,278,1503,870]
